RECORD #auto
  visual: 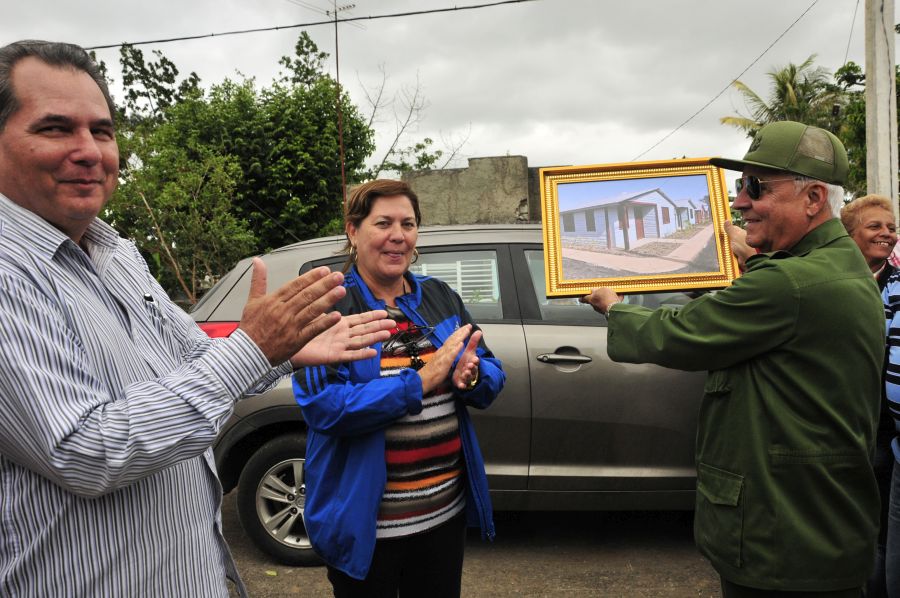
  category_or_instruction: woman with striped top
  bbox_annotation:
[293,179,505,597]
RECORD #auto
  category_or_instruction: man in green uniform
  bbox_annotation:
[582,121,883,597]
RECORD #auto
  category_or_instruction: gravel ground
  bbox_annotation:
[224,491,721,597]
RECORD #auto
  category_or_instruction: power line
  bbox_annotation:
[843,0,861,65]
[242,196,304,244]
[631,0,820,162]
[84,0,540,51]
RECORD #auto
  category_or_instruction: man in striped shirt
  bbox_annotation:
[0,40,390,597]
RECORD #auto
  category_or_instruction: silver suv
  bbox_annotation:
[191,224,705,565]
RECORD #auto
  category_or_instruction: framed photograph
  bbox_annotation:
[539,158,739,297]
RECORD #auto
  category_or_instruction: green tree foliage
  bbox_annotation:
[834,61,868,196]
[119,44,201,125]
[720,55,845,137]
[152,75,373,249]
[278,32,329,88]
[107,33,375,303]
[378,137,443,175]
[110,139,256,305]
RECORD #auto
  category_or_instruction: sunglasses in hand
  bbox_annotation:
[383,325,435,370]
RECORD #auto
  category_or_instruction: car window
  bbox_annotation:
[410,250,503,321]
[523,249,699,323]
[306,248,505,321]
[524,250,602,324]
[189,258,252,318]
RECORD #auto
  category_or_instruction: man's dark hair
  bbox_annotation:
[0,40,116,131]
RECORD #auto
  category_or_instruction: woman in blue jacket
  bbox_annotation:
[292,179,505,597]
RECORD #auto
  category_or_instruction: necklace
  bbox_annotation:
[378,277,408,308]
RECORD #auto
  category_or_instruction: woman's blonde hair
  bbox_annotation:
[840,194,894,235]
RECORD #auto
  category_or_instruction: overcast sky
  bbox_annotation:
[4,0,886,181]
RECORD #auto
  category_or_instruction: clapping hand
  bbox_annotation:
[239,259,347,365]
[451,330,482,390]
[417,324,472,395]
[291,311,397,367]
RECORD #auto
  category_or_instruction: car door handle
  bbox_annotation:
[536,353,592,364]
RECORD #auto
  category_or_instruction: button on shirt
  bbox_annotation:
[0,194,285,597]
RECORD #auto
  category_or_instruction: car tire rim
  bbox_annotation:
[255,457,311,550]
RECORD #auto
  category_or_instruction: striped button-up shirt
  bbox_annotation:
[0,194,284,597]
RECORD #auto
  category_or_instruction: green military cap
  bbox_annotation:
[710,121,848,186]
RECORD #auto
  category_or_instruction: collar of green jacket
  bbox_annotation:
[747,218,848,265]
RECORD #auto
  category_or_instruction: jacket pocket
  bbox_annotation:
[695,462,744,568]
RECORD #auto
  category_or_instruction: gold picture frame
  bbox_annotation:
[540,158,739,297]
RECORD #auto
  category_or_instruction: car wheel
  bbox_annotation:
[235,433,322,566]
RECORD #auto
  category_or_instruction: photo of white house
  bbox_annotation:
[556,174,718,277]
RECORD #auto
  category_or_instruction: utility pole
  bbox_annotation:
[328,2,355,206]
[865,0,898,215]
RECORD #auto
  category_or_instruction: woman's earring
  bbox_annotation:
[411,248,419,264]
[349,245,358,263]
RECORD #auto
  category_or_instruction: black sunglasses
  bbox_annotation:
[382,325,434,370]
[735,175,799,200]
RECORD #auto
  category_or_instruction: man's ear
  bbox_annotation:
[805,182,830,218]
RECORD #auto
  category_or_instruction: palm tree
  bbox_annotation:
[721,55,845,136]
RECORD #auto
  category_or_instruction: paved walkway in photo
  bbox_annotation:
[561,224,716,274]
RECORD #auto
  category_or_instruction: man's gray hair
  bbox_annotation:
[794,176,845,220]
[0,40,115,131]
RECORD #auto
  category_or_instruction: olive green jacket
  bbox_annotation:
[607,218,883,591]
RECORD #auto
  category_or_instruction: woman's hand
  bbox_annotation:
[417,324,472,395]
[290,310,396,367]
[451,330,482,390]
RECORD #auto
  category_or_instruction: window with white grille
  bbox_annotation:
[410,250,501,320]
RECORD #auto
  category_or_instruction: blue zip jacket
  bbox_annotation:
[292,267,505,579]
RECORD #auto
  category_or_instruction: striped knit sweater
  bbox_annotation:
[376,313,466,538]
